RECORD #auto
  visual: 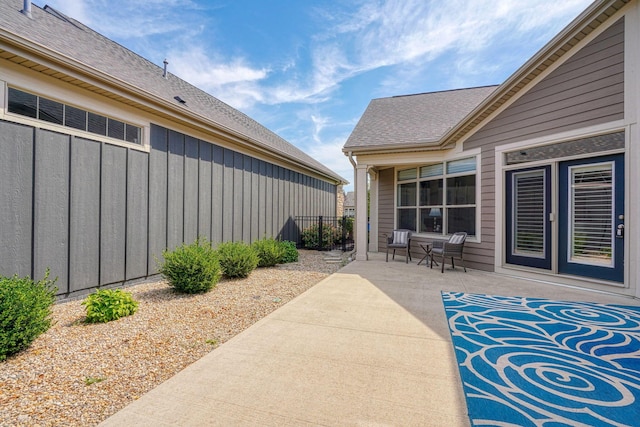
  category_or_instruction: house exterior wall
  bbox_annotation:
[459,17,626,273]
[378,168,395,252]
[466,18,624,151]
[0,119,337,296]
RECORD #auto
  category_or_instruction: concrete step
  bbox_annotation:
[322,250,344,264]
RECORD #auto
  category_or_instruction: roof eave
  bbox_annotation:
[343,139,455,156]
[440,0,629,146]
[0,29,345,184]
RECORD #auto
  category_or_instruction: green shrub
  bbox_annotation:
[301,224,340,249]
[278,240,299,263]
[0,271,57,361]
[82,289,139,323]
[340,217,354,238]
[216,241,259,278]
[158,239,222,294]
[252,237,284,268]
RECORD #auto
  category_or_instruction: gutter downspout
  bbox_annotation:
[347,151,358,260]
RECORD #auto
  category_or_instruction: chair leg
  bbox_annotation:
[392,249,396,260]
[408,248,411,262]
[451,258,455,269]
[386,248,389,262]
[460,257,467,272]
[441,254,445,273]
[430,253,434,269]
[405,248,409,263]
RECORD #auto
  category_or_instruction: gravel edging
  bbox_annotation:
[0,250,347,427]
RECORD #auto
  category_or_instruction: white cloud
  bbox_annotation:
[39,0,592,184]
[304,138,354,187]
[43,0,591,111]
[310,114,330,143]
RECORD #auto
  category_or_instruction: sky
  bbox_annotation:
[40,0,593,191]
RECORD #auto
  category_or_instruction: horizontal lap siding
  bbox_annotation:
[462,18,625,272]
[378,168,395,251]
[0,119,336,296]
[466,18,624,150]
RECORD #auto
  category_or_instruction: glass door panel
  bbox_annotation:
[506,166,551,269]
[559,155,624,282]
[569,164,613,266]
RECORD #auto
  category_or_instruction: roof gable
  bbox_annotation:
[343,0,630,156]
[343,86,497,152]
[443,0,630,147]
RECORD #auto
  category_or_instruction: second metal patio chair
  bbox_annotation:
[430,232,467,273]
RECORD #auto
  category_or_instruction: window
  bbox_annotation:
[8,88,37,118]
[397,157,477,236]
[7,87,142,145]
[39,98,63,125]
[65,105,87,130]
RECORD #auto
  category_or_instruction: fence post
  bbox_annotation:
[341,216,346,252]
[318,216,323,250]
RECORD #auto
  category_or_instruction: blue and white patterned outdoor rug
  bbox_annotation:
[441,291,640,427]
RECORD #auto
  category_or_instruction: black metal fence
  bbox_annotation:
[294,216,354,252]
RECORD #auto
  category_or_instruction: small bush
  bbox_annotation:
[252,237,284,268]
[158,239,221,294]
[278,240,299,263]
[301,224,340,249]
[82,289,139,323]
[0,271,57,361]
[216,241,259,278]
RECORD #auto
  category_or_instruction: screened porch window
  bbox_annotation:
[397,157,477,236]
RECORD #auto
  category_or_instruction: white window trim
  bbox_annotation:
[1,82,150,152]
[393,151,481,242]
[494,123,628,286]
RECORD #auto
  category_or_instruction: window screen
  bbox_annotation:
[108,119,125,140]
[39,98,64,125]
[8,88,37,118]
[88,112,107,135]
[65,105,87,130]
[7,87,142,145]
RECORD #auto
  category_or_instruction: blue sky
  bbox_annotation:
[41,0,592,190]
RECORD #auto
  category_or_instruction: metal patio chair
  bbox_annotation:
[385,229,412,263]
[430,232,467,273]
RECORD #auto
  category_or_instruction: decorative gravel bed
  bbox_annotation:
[0,250,346,427]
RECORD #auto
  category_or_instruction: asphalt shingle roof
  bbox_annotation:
[343,86,497,150]
[344,191,355,207]
[0,1,344,182]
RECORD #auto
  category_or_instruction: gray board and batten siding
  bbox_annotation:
[0,121,337,297]
[377,18,625,272]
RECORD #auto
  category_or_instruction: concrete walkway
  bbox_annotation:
[100,253,639,427]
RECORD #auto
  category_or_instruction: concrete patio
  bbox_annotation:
[100,253,640,426]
